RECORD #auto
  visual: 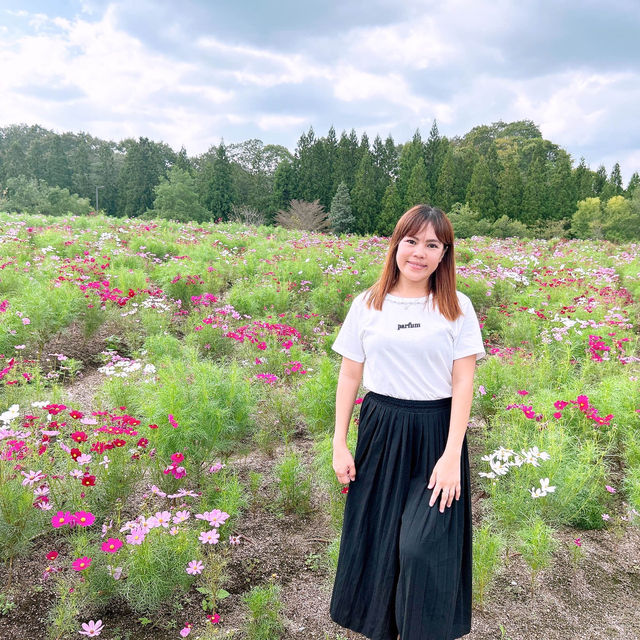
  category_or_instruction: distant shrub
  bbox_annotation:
[228,204,267,226]
[276,199,329,231]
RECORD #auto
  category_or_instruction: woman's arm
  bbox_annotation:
[333,356,364,485]
[428,354,476,512]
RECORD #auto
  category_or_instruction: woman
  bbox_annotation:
[330,204,485,640]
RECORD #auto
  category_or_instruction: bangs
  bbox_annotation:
[393,207,453,246]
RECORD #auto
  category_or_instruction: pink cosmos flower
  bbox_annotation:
[602,513,611,521]
[101,538,123,553]
[574,538,582,547]
[21,469,45,486]
[153,511,172,528]
[171,452,184,464]
[150,484,167,497]
[477,385,487,396]
[516,390,529,396]
[73,511,95,527]
[207,613,220,624]
[126,528,146,545]
[72,556,92,571]
[199,529,220,545]
[173,510,190,523]
[229,535,241,545]
[180,623,192,637]
[78,620,104,637]
[168,414,179,428]
[186,560,204,575]
[553,412,563,419]
[51,511,73,528]
[605,485,616,493]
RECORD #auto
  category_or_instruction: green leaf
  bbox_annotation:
[216,588,231,599]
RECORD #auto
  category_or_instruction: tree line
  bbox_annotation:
[0,121,638,239]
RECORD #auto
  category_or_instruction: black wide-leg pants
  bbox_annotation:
[330,392,472,640]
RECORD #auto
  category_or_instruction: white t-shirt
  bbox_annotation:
[332,290,485,401]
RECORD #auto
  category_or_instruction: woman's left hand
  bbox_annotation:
[427,451,461,513]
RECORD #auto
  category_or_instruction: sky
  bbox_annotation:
[1,0,639,182]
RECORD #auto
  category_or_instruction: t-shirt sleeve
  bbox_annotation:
[453,295,486,361]
[332,294,366,363]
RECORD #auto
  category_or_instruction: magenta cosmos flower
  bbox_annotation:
[51,511,73,528]
[72,556,92,571]
[78,619,104,636]
[73,510,95,527]
[101,538,123,553]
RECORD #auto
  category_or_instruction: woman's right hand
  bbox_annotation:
[333,444,356,485]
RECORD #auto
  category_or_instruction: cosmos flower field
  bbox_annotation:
[0,211,639,639]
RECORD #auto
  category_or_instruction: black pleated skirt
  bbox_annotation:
[330,391,472,640]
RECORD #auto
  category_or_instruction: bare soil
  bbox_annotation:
[2,364,639,640]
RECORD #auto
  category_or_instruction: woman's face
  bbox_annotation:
[394,223,446,290]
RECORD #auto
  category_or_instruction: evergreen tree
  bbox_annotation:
[372,135,391,204]
[626,171,640,198]
[329,181,355,233]
[45,135,72,190]
[208,142,234,220]
[497,156,523,220]
[405,158,431,210]
[272,160,295,214]
[333,129,359,192]
[466,156,497,219]
[434,147,456,211]
[175,146,192,173]
[593,165,608,195]
[549,152,574,220]
[352,150,378,235]
[609,162,623,196]
[294,127,316,202]
[311,137,333,208]
[95,143,119,216]
[118,137,172,218]
[573,158,594,201]
[424,120,444,193]
[383,135,399,181]
[71,136,93,200]
[397,130,423,205]
[520,156,548,225]
[376,181,403,236]
[3,141,27,178]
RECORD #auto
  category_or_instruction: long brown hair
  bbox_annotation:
[365,204,461,321]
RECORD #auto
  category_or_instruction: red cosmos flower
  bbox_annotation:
[137,438,149,448]
[46,550,59,561]
[171,452,185,464]
[69,410,84,419]
[112,439,126,447]
[341,487,349,494]
[71,431,88,443]
[148,424,159,429]
[81,475,96,487]
[70,448,82,460]
[207,613,220,624]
